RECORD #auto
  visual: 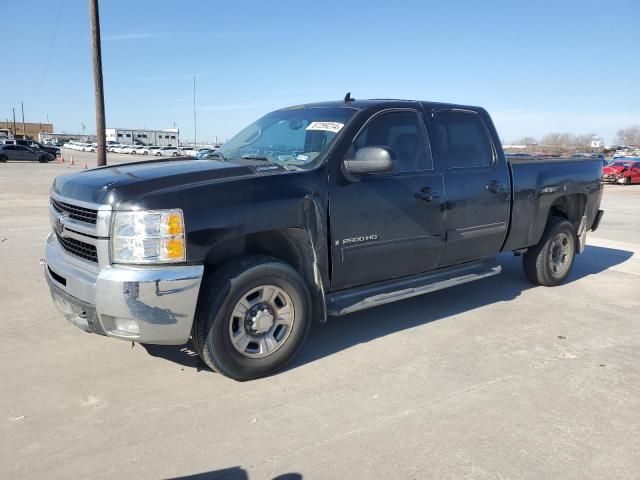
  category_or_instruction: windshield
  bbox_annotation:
[216,107,355,169]
[610,162,632,167]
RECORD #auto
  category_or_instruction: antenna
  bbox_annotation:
[343,92,355,103]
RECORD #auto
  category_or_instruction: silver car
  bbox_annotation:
[0,144,54,163]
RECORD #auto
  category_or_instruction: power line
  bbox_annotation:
[36,0,65,98]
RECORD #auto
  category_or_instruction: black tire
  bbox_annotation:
[38,155,49,163]
[624,176,631,185]
[173,152,179,157]
[193,256,312,381]
[523,216,577,286]
[0,155,7,163]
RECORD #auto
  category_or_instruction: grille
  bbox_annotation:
[51,198,98,224]
[56,232,98,263]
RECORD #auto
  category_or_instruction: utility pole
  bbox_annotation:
[12,107,16,137]
[21,102,26,139]
[89,0,107,166]
[193,76,197,148]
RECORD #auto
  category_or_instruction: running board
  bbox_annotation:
[326,258,501,316]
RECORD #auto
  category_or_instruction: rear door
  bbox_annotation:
[430,109,511,266]
[16,146,36,161]
[329,108,445,290]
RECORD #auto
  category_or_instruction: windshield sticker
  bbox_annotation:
[306,122,344,133]
[296,154,310,161]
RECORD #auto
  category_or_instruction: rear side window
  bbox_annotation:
[434,110,494,168]
[353,110,431,172]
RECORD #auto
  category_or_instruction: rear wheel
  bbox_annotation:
[173,152,179,157]
[0,155,7,163]
[193,256,312,381]
[523,217,577,286]
[624,176,631,185]
[38,155,49,163]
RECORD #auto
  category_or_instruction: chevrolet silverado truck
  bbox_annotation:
[45,98,604,380]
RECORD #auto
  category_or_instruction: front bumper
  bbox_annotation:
[45,233,204,345]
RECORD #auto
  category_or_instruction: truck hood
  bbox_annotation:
[52,158,259,206]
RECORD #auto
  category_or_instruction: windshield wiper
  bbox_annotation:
[240,154,271,161]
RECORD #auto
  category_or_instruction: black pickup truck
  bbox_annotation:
[45,98,604,380]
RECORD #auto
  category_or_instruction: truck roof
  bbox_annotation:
[279,99,485,112]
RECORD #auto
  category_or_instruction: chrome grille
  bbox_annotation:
[55,232,98,263]
[51,198,98,225]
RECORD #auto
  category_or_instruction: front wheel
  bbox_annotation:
[38,155,49,163]
[173,152,179,157]
[0,155,7,163]
[193,256,312,381]
[523,217,577,286]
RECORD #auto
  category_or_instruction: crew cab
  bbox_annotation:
[44,98,604,380]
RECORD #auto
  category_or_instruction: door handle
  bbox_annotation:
[485,180,506,194]
[415,187,441,202]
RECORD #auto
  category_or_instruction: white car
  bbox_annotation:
[142,146,161,155]
[154,146,180,157]
[121,145,137,154]
[129,146,146,155]
[112,145,130,153]
[82,143,97,152]
[180,147,198,157]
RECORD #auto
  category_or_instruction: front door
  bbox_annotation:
[329,108,445,290]
[431,109,511,266]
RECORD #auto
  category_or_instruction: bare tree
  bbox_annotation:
[541,132,575,145]
[573,133,598,147]
[516,136,537,145]
[616,125,640,146]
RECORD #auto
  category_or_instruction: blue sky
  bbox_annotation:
[2,0,639,143]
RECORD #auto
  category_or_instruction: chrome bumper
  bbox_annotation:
[45,233,204,345]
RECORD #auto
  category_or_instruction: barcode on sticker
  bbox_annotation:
[306,122,344,133]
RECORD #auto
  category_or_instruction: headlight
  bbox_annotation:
[111,209,185,264]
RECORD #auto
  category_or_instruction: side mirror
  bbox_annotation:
[342,146,393,181]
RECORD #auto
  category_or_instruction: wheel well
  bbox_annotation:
[203,229,317,295]
[548,194,587,231]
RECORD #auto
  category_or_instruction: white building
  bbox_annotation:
[105,128,179,146]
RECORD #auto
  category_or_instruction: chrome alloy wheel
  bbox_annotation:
[549,232,573,276]
[228,285,295,358]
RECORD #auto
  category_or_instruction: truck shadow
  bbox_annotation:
[141,245,632,373]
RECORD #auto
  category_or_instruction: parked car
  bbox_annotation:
[3,139,60,156]
[603,158,640,184]
[129,146,146,155]
[0,144,54,163]
[180,147,198,157]
[44,98,604,381]
[196,148,217,159]
[120,145,137,154]
[139,146,160,155]
[154,146,180,156]
[82,143,97,152]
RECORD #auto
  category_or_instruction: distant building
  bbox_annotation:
[0,121,53,140]
[105,128,179,146]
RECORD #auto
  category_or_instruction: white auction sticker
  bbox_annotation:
[306,122,344,133]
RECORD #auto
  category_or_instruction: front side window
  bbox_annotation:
[351,110,430,172]
[216,107,356,170]
[434,110,494,168]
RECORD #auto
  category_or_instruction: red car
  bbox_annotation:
[603,159,640,185]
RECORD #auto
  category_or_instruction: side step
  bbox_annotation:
[326,258,501,316]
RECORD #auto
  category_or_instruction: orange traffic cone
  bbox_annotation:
[83,162,88,169]
[70,156,75,165]
[59,155,65,163]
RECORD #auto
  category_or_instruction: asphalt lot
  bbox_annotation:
[1,150,639,479]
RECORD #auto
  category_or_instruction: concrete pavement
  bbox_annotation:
[1,155,639,479]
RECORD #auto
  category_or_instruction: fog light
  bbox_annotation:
[114,318,140,335]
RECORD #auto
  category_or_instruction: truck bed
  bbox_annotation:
[502,157,603,252]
